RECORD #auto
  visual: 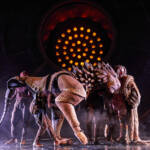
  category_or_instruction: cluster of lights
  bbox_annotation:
[55,26,104,71]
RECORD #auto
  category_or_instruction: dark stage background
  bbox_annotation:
[0,0,150,140]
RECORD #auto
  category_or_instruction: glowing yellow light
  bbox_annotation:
[75,62,79,66]
[80,27,84,31]
[69,60,73,64]
[97,57,101,61]
[82,43,86,47]
[99,50,103,54]
[68,36,73,40]
[63,46,67,50]
[61,33,65,38]
[92,45,96,49]
[92,50,96,54]
[58,58,62,62]
[56,45,59,49]
[67,29,71,33]
[72,43,76,47]
[63,51,67,55]
[89,40,93,44]
[80,34,84,38]
[86,59,90,63]
[72,53,76,57]
[90,55,94,59]
[92,32,97,37]
[99,44,103,48]
[80,62,84,66]
[56,52,60,56]
[77,40,81,45]
[77,48,81,52]
[87,28,91,33]
[93,62,97,66]
[85,35,89,40]
[77,55,81,59]
[82,53,86,57]
[62,63,66,67]
[70,48,74,52]
[65,56,69,60]
[97,37,101,41]
[65,41,69,45]
[84,48,88,52]
[74,34,78,38]
[57,39,61,43]
[68,67,72,71]
[73,27,78,31]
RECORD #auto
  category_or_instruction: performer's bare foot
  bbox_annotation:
[5,138,18,144]
[75,131,88,145]
[20,139,26,145]
[54,138,73,146]
[33,142,43,147]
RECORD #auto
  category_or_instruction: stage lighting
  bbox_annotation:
[65,56,69,60]
[82,53,86,56]
[80,62,84,66]
[74,34,78,38]
[56,52,60,56]
[80,27,84,31]
[80,34,84,38]
[99,44,103,48]
[70,48,74,52]
[89,40,93,44]
[68,67,72,71]
[86,59,90,63]
[63,46,67,50]
[63,51,67,55]
[62,63,66,67]
[90,55,94,59]
[61,33,65,38]
[84,48,88,52]
[85,35,89,40]
[56,45,59,49]
[97,57,101,61]
[65,41,69,45]
[77,40,81,45]
[57,39,61,43]
[92,32,96,37]
[77,48,81,52]
[73,27,78,31]
[92,50,96,54]
[87,28,91,33]
[97,37,101,41]
[72,53,76,57]
[77,55,81,59]
[68,36,73,40]
[72,43,76,47]
[92,45,96,49]
[58,58,62,62]
[99,50,103,54]
[82,43,86,47]
[75,62,79,66]
[69,60,73,64]
[67,29,71,33]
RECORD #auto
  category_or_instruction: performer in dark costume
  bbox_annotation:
[30,90,71,147]
[4,71,32,145]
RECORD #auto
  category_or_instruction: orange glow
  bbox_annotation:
[82,53,86,57]
[67,29,71,33]
[56,52,60,56]
[55,45,59,49]
[80,27,84,31]
[72,43,76,47]
[92,50,96,54]
[80,62,84,66]
[61,33,65,38]
[77,55,81,59]
[86,59,90,63]
[69,60,73,64]
[84,48,88,52]
[58,58,62,62]
[99,44,103,48]
[65,41,69,45]
[87,28,91,33]
[57,39,61,43]
[70,48,74,52]
[68,36,73,40]
[77,48,81,52]
[74,34,78,38]
[75,62,79,66]
[65,56,69,60]
[62,63,66,67]
[92,45,96,49]
[77,40,81,45]
[92,32,97,37]
[68,67,72,71]
[73,27,78,31]
[72,53,76,57]
[63,51,67,55]
[97,37,101,41]
[89,40,93,44]
[63,46,67,50]
[97,57,101,61]
[85,35,89,40]
[82,43,86,47]
[93,62,97,66]
[90,55,94,59]
[99,50,103,54]
[80,34,84,38]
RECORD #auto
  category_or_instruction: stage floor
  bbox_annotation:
[0,138,150,150]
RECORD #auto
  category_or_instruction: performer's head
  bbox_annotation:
[19,70,29,81]
[115,65,127,78]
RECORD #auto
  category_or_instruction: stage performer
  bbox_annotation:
[4,71,32,145]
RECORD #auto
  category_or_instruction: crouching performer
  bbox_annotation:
[30,90,71,147]
[18,70,88,145]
